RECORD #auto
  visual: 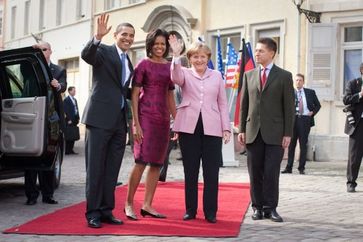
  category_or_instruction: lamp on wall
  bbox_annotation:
[292,0,321,23]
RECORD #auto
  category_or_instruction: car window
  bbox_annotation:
[2,61,41,98]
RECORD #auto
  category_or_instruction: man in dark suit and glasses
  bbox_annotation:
[63,86,80,154]
[24,41,67,206]
[343,63,363,193]
[238,38,295,222]
[81,14,134,228]
[282,73,321,175]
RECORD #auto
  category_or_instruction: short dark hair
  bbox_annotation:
[257,37,277,57]
[296,73,305,81]
[145,29,170,58]
[68,86,75,92]
[115,22,135,34]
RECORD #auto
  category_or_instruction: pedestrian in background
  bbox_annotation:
[282,73,321,175]
[169,35,231,223]
[124,29,176,220]
[238,37,295,223]
[343,62,363,193]
[81,14,134,228]
[63,86,80,155]
[24,41,67,206]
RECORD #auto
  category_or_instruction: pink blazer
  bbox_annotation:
[171,61,231,137]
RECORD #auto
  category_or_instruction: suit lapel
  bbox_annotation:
[111,45,122,89]
[263,65,278,91]
[251,68,261,93]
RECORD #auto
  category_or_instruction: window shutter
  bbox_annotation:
[307,23,337,101]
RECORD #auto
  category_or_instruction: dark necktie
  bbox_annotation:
[120,53,127,85]
[120,53,127,109]
[261,68,267,88]
[298,90,304,115]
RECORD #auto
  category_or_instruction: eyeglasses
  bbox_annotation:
[41,48,48,51]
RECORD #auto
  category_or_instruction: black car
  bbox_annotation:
[0,47,64,188]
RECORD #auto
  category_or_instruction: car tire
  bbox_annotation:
[53,145,62,189]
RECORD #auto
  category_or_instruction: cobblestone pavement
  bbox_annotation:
[1,134,362,242]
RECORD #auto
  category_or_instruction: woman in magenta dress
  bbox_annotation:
[124,29,176,220]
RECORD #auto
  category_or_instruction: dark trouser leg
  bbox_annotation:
[298,116,311,171]
[24,170,39,200]
[65,141,74,153]
[100,123,126,217]
[246,132,265,210]
[39,170,55,199]
[201,135,221,218]
[263,144,284,211]
[347,121,363,187]
[286,120,298,170]
[179,117,203,216]
[159,131,176,182]
[85,112,126,219]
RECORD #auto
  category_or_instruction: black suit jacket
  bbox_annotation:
[299,88,321,127]
[63,96,80,125]
[81,39,134,129]
[343,77,363,135]
[49,62,67,130]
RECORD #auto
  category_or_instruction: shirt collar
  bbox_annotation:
[115,45,127,57]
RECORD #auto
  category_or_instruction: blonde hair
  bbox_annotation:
[186,42,212,60]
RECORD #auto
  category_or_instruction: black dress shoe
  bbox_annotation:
[264,209,283,222]
[140,209,166,218]
[100,215,123,225]
[88,217,102,228]
[183,213,196,221]
[347,184,356,193]
[42,197,58,204]
[252,209,263,220]
[281,169,292,174]
[299,170,305,175]
[205,216,217,223]
[25,199,37,205]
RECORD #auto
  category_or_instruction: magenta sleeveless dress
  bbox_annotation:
[132,59,174,166]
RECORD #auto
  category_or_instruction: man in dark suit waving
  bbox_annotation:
[238,38,295,222]
[282,73,321,175]
[81,14,134,228]
[343,63,363,193]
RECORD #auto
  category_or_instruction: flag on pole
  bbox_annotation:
[225,42,239,88]
[234,39,255,127]
[216,32,224,78]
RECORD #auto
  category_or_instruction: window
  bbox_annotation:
[39,0,45,30]
[3,62,41,98]
[342,26,363,91]
[105,0,121,10]
[256,28,281,66]
[129,0,141,3]
[11,6,16,39]
[56,0,65,26]
[24,1,31,35]
[129,48,145,65]
[58,58,79,87]
[76,0,84,20]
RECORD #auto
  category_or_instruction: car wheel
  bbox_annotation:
[53,146,62,189]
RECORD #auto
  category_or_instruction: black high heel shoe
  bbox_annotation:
[140,209,166,218]
[124,208,138,221]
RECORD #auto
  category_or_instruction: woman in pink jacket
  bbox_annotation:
[169,35,231,223]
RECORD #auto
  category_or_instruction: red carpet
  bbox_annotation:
[4,182,250,237]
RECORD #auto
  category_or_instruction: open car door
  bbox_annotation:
[0,47,56,169]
